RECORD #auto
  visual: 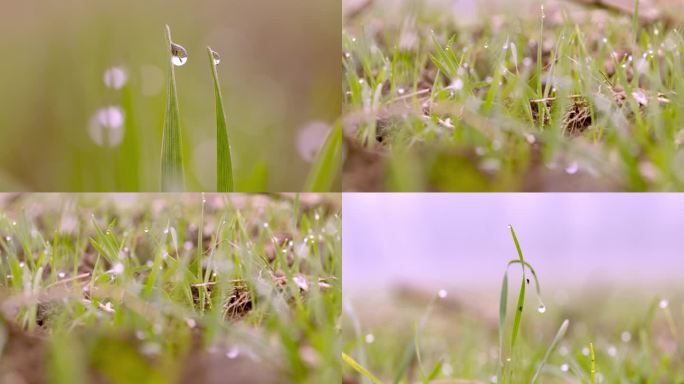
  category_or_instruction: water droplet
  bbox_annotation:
[526,134,536,144]
[296,121,330,163]
[144,228,149,233]
[538,304,546,313]
[450,78,464,91]
[581,346,590,356]
[226,346,240,359]
[19,262,25,268]
[170,42,188,66]
[110,262,124,275]
[4,236,10,242]
[103,66,128,90]
[365,333,375,343]
[565,161,579,175]
[163,227,169,234]
[88,106,125,147]
[560,363,569,372]
[263,222,269,228]
[659,299,669,309]
[621,331,631,342]
[438,289,448,299]
[58,271,66,279]
[183,241,193,250]
[11,221,16,226]
[484,42,489,49]
[607,345,617,357]
[210,49,221,65]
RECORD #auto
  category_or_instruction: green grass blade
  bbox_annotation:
[160,25,185,192]
[589,342,596,384]
[207,47,234,192]
[508,225,526,352]
[531,319,570,383]
[304,122,342,192]
[342,352,385,384]
[498,271,509,366]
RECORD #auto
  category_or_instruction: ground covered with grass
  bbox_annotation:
[343,0,684,191]
[0,193,340,383]
[342,227,684,383]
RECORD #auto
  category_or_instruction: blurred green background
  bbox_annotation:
[0,0,341,191]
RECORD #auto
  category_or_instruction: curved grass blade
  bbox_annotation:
[304,122,342,192]
[531,319,570,383]
[161,25,185,192]
[342,352,385,384]
[207,47,234,192]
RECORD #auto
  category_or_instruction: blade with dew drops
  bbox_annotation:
[160,25,185,192]
[207,46,234,192]
[508,225,526,352]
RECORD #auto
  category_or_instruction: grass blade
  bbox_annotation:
[589,342,596,384]
[304,122,342,192]
[509,225,526,351]
[160,25,185,192]
[498,271,509,366]
[531,319,570,383]
[207,47,234,192]
[342,352,385,384]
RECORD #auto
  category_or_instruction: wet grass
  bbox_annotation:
[207,47,234,192]
[0,1,341,191]
[342,225,684,383]
[161,26,186,192]
[0,193,341,383]
[343,0,684,191]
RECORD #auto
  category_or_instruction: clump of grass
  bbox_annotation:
[0,194,341,383]
[343,0,684,191]
[161,25,185,192]
[207,47,234,192]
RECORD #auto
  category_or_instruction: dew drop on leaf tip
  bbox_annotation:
[170,42,188,66]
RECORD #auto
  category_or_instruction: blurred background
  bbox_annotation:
[343,193,684,294]
[0,0,340,191]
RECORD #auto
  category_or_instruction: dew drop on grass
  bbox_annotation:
[58,271,65,279]
[144,228,149,233]
[607,345,617,357]
[565,161,579,175]
[365,333,375,344]
[210,49,221,65]
[170,42,188,66]
[581,346,590,356]
[103,66,128,89]
[226,346,240,359]
[11,221,16,226]
[659,299,669,309]
[537,304,546,313]
[438,289,448,299]
[621,331,631,342]
[560,363,569,372]
[296,121,330,163]
[4,236,10,242]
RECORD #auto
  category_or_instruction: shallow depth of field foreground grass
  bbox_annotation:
[0,193,341,383]
[343,0,684,191]
[342,226,684,383]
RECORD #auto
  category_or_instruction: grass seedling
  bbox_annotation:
[160,25,185,192]
[207,47,234,192]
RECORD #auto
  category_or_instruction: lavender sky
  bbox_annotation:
[343,193,684,293]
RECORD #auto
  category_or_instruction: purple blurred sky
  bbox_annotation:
[343,194,684,293]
